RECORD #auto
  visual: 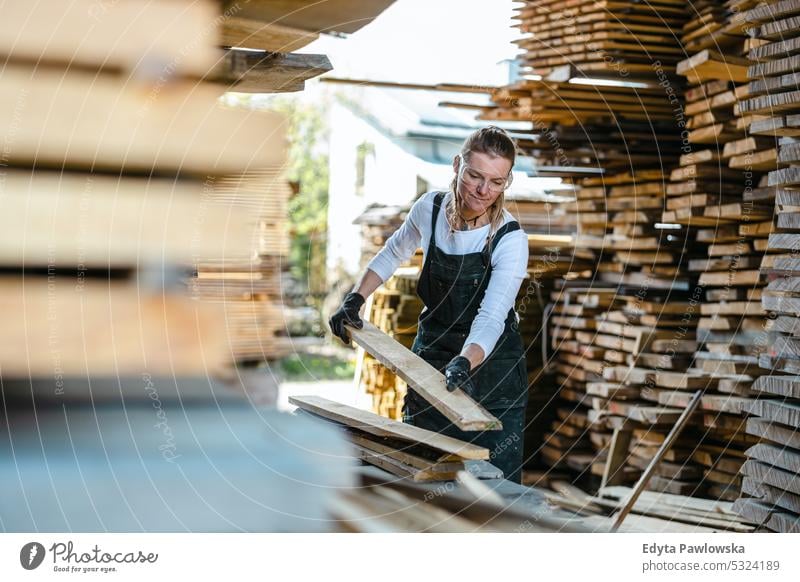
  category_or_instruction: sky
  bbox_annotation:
[299,0,520,86]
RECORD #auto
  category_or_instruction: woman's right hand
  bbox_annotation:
[328,292,365,344]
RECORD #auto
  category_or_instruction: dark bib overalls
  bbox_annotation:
[402,192,528,483]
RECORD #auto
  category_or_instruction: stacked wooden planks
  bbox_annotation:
[354,203,414,270]
[520,230,596,468]
[190,171,297,364]
[335,465,592,533]
[291,395,492,482]
[514,0,687,79]
[545,482,757,532]
[734,376,800,531]
[730,0,800,532]
[625,3,769,500]
[507,192,580,235]
[543,286,618,480]
[0,1,293,382]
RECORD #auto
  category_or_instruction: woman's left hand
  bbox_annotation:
[444,356,476,397]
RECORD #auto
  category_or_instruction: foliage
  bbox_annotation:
[270,98,330,298]
[279,352,355,381]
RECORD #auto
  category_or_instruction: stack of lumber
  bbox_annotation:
[513,0,688,79]
[501,1,707,488]
[655,0,776,499]
[0,1,294,382]
[335,466,590,533]
[734,377,800,532]
[733,3,800,526]
[191,171,296,364]
[580,6,769,500]
[290,395,493,482]
[744,0,800,379]
[520,231,598,468]
[506,192,579,235]
[545,482,757,532]
[579,172,700,292]
[542,286,620,480]
[354,203,413,270]
[485,1,691,178]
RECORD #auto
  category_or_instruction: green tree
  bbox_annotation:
[258,97,330,303]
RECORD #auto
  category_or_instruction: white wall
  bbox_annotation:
[326,101,449,276]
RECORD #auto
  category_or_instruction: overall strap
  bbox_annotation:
[429,191,446,247]
[489,220,521,254]
[480,220,520,266]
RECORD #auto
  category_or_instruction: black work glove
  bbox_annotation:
[445,356,476,396]
[329,292,365,344]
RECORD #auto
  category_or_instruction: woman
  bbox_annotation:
[329,126,529,483]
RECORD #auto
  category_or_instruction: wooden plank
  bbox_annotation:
[0,63,287,175]
[735,498,800,533]
[746,442,800,473]
[345,322,501,431]
[658,392,750,414]
[743,399,800,429]
[742,460,800,497]
[602,485,739,515]
[221,17,319,52]
[0,0,220,75]
[0,170,254,267]
[750,13,800,41]
[746,418,800,449]
[752,375,800,399]
[611,391,702,531]
[601,428,633,488]
[215,50,332,93]
[290,395,490,460]
[742,477,800,515]
[347,433,463,469]
[676,50,749,82]
[0,278,228,376]
[352,444,459,482]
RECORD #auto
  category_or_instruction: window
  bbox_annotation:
[355,142,375,197]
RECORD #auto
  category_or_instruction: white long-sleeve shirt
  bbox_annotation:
[366,190,529,359]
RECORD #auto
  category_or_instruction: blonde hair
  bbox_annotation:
[447,126,516,242]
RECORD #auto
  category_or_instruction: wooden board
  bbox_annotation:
[746,418,800,449]
[0,170,255,267]
[289,395,490,460]
[742,477,800,515]
[743,399,800,429]
[216,50,332,93]
[676,50,749,82]
[0,63,287,175]
[346,322,501,431]
[746,442,800,473]
[234,0,396,35]
[742,460,800,497]
[221,17,319,52]
[753,375,800,398]
[0,0,220,75]
[0,277,228,376]
[352,444,459,482]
